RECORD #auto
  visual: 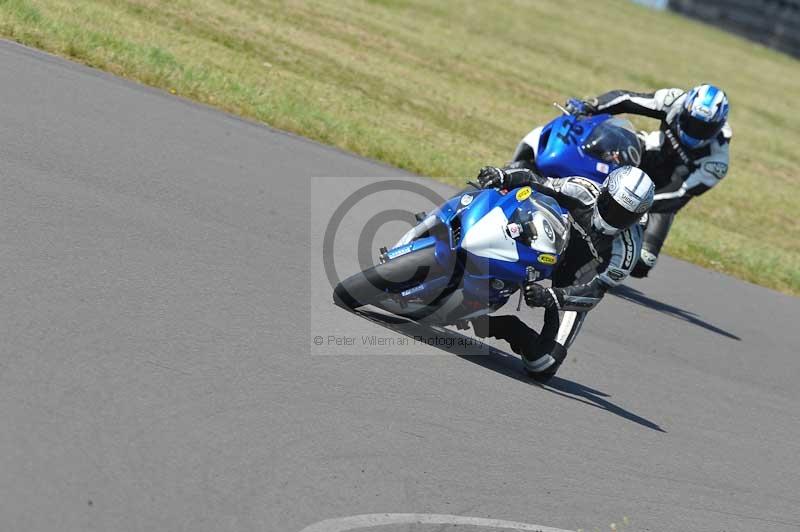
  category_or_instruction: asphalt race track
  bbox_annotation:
[2,40,799,532]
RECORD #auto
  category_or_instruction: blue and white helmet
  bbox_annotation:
[675,84,729,149]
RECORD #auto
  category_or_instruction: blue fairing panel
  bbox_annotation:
[536,114,616,184]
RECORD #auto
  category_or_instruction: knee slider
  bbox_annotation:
[640,248,658,268]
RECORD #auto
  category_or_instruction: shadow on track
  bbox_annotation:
[610,285,741,341]
[349,308,666,433]
[543,377,666,432]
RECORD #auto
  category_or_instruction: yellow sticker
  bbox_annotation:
[538,253,557,265]
[515,186,532,201]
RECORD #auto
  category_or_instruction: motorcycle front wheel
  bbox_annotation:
[333,247,441,312]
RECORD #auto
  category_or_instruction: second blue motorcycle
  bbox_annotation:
[510,105,642,184]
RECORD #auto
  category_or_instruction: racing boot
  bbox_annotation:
[523,340,567,383]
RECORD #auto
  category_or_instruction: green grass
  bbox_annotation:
[1,0,798,294]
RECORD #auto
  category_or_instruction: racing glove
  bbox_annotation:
[524,283,558,309]
[565,98,597,116]
[477,166,508,189]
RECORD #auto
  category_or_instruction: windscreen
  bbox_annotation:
[581,118,642,167]
[510,197,570,255]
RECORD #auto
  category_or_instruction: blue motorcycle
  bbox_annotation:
[333,184,570,326]
[510,104,642,184]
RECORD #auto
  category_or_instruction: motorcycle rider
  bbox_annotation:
[472,164,655,382]
[564,84,731,277]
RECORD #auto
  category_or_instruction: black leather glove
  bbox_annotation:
[524,283,557,308]
[564,98,597,116]
[477,166,507,189]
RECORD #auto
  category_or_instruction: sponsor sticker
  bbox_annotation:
[538,253,557,265]
[401,284,426,297]
[460,194,473,206]
[606,268,625,281]
[507,222,522,238]
[703,161,728,179]
[574,177,600,192]
[596,162,610,174]
[515,186,532,201]
[618,192,638,209]
[386,244,413,259]
[694,104,713,118]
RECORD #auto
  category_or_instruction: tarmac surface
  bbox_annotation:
[2,40,799,532]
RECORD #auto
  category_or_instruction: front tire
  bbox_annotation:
[333,247,439,310]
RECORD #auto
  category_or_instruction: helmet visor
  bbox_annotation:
[596,189,642,229]
[678,112,722,141]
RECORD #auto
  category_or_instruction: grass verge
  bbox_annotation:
[1,0,798,294]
